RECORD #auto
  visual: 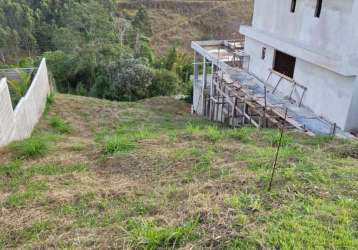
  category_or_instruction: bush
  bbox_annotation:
[107,57,154,101]
[149,69,180,97]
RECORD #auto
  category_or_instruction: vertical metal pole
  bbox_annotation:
[209,64,214,120]
[193,51,198,83]
[264,86,267,128]
[202,57,207,88]
[268,108,288,192]
[242,100,246,125]
[331,123,337,136]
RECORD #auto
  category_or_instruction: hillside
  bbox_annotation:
[1,94,358,249]
[118,0,254,53]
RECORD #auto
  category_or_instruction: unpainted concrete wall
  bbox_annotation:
[252,0,356,56]
[245,37,358,131]
[192,79,204,115]
[0,59,50,146]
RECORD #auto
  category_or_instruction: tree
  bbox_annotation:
[108,57,153,101]
[52,27,83,54]
[131,6,152,37]
[162,47,177,71]
[44,50,75,92]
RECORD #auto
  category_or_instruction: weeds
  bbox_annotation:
[266,130,293,147]
[186,122,201,135]
[10,135,51,159]
[0,220,53,246]
[206,125,222,142]
[49,116,72,134]
[127,219,197,249]
[31,163,87,175]
[2,94,358,249]
[224,127,254,143]
[327,141,358,159]
[5,180,48,207]
[104,135,135,154]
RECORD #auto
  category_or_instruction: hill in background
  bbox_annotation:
[118,0,254,54]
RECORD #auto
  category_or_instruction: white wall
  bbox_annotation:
[244,37,358,131]
[192,80,204,115]
[0,78,15,144]
[252,0,355,55]
[0,58,50,146]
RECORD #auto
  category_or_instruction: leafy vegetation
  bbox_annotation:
[49,116,72,134]
[10,135,51,159]
[0,1,192,102]
[104,135,136,154]
[7,70,32,107]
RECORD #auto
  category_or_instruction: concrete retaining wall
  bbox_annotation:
[0,58,50,146]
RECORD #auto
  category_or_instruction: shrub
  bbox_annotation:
[149,69,180,97]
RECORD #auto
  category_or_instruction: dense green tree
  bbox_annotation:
[162,47,178,71]
[43,50,75,92]
[52,28,83,53]
[107,57,153,101]
[131,6,152,37]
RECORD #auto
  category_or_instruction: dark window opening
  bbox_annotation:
[273,50,296,78]
[290,0,297,13]
[315,0,322,18]
[261,47,266,60]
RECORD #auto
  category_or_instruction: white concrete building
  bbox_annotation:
[240,0,358,132]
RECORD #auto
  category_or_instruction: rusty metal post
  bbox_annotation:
[268,108,288,192]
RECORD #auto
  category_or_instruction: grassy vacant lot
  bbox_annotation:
[1,94,358,249]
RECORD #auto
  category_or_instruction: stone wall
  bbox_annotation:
[0,58,50,146]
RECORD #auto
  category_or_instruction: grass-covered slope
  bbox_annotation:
[1,94,358,249]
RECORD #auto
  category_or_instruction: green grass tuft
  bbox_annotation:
[104,135,136,154]
[127,219,197,249]
[186,122,201,135]
[266,130,293,147]
[11,136,52,159]
[49,116,72,134]
[224,127,254,143]
[206,125,222,142]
